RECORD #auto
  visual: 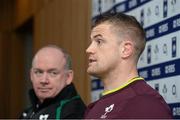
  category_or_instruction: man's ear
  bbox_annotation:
[121,40,133,58]
[66,70,74,85]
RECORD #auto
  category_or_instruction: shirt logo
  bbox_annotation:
[100,104,114,118]
[39,114,49,120]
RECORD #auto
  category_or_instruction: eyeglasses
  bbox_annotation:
[32,69,61,78]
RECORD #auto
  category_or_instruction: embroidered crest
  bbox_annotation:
[39,114,49,120]
[100,104,114,118]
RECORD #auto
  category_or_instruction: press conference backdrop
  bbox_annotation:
[91,0,180,119]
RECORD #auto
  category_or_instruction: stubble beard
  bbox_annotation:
[87,66,103,79]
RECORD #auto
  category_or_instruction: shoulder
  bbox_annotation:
[60,95,86,119]
[127,94,168,109]
[63,95,86,110]
[121,81,172,118]
[129,80,169,110]
[122,94,172,118]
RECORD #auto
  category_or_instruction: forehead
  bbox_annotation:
[91,23,112,35]
[91,23,122,41]
[33,48,66,68]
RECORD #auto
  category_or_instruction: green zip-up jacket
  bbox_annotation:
[20,83,86,119]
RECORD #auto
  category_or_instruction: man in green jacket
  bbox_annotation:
[20,45,86,119]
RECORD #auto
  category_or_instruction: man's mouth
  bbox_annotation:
[89,58,97,63]
[38,88,51,92]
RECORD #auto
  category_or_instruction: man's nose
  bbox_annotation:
[86,43,95,54]
[40,73,49,84]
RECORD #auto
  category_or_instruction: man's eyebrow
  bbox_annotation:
[32,68,43,71]
[90,34,102,41]
[92,34,103,39]
[47,68,59,72]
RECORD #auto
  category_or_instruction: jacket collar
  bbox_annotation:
[29,83,78,110]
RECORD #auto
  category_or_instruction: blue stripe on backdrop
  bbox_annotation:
[145,14,180,41]
[114,0,151,13]
[92,0,151,20]
[138,58,180,81]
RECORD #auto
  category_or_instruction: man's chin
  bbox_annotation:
[39,95,52,101]
[87,69,95,75]
[38,93,51,99]
[87,70,101,78]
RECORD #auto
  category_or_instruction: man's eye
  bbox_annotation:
[34,70,42,74]
[33,70,43,77]
[49,71,59,77]
[96,39,102,45]
[51,71,58,75]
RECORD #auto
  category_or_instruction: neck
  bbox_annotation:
[102,62,138,92]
